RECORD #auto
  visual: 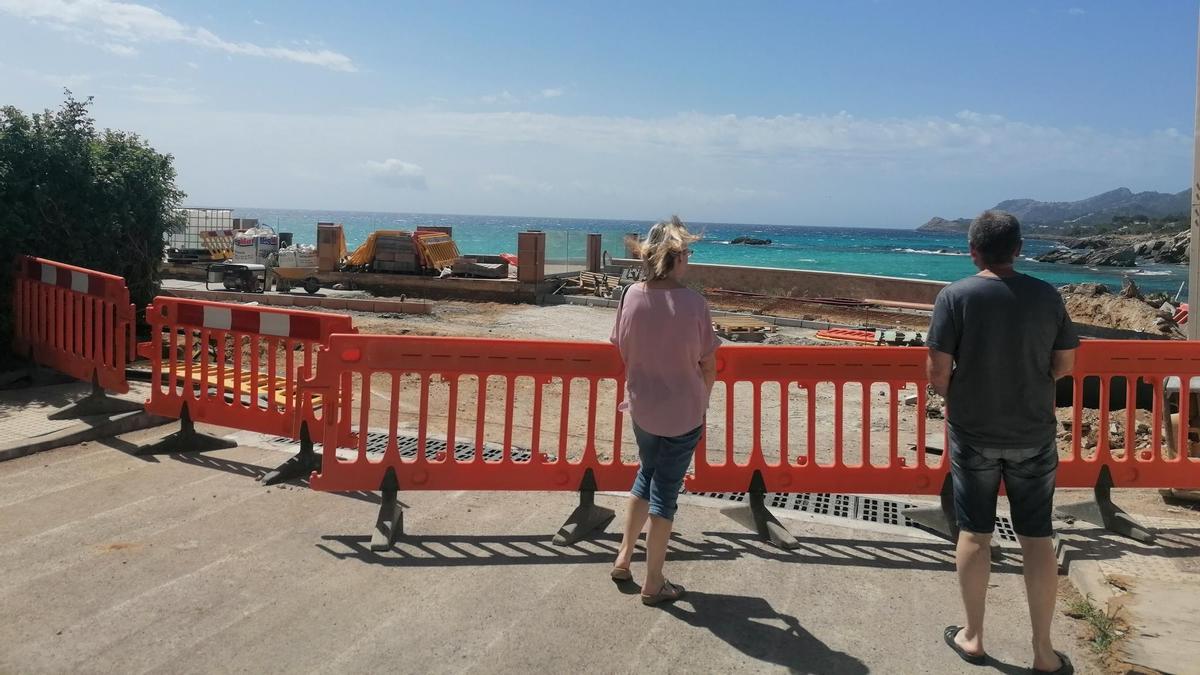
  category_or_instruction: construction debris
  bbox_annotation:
[713,316,776,342]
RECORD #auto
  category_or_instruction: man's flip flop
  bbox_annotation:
[641,580,684,606]
[1032,651,1073,675]
[943,625,987,666]
[610,566,633,582]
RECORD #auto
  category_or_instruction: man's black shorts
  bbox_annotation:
[949,430,1058,538]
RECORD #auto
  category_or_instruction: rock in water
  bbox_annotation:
[730,236,772,245]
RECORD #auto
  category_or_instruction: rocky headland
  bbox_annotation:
[1034,230,1190,267]
[917,187,1189,233]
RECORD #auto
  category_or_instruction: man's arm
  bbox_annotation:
[927,349,953,397]
[1051,348,1076,380]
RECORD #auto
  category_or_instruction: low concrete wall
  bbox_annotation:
[684,263,947,305]
[161,266,553,304]
[163,288,433,314]
[165,261,942,305]
[328,272,549,303]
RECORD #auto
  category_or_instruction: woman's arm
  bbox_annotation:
[699,353,717,398]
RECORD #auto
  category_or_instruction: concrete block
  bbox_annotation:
[346,299,375,312]
[271,294,295,307]
[292,296,320,308]
[401,302,433,315]
[321,298,349,310]
[374,300,398,313]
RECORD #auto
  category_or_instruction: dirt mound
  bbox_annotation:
[1061,286,1181,336]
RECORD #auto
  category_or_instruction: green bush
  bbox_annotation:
[0,91,184,359]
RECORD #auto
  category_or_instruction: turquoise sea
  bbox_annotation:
[231,207,1188,296]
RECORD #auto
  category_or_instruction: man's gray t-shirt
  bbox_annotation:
[927,273,1079,449]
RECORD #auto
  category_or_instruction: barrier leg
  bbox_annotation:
[906,474,1010,562]
[261,422,320,486]
[136,402,237,455]
[906,473,959,542]
[48,371,143,420]
[721,470,799,549]
[371,468,403,552]
[1058,465,1155,544]
[552,468,615,546]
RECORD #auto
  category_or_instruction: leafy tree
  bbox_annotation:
[0,92,184,357]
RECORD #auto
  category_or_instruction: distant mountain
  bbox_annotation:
[918,187,1190,232]
[917,216,973,233]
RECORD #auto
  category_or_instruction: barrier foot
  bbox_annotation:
[721,470,799,549]
[371,469,403,552]
[261,423,320,486]
[1058,465,1155,544]
[906,473,960,543]
[552,468,615,546]
[136,403,237,456]
[48,372,143,420]
[905,474,1007,562]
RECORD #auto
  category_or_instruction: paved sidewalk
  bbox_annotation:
[0,381,164,461]
[0,432,1093,674]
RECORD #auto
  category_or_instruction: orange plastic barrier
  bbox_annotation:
[303,335,1200,548]
[1060,339,1200,488]
[140,296,356,445]
[12,256,136,393]
[307,334,635,493]
[686,345,943,494]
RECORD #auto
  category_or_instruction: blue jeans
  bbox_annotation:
[949,430,1058,538]
[630,422,703,521]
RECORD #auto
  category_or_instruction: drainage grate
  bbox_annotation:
[271,431,1019,542]
[277,431,534,463]
[690,489,1018,543]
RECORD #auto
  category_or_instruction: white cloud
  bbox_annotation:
[365,159,428,190]
[480,90,517,105]
[481,173,554,193]
[121,83,202,105]
[1068,7,1086,15]
[540,87,564,98]
[101,42,138,57]
[186,61,199,70]
[113,104,1191,226]
[0,0,356,71]
[0,61,91,88]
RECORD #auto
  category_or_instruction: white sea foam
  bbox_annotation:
[893,247,967,256]
[1131,270,1173,276]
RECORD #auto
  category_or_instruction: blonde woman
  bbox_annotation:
[609,216,720,605]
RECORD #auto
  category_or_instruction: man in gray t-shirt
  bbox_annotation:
[927,211,1078,675]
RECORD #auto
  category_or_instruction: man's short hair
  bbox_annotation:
[968,210,1022,265]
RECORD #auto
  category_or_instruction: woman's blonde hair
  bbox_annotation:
[632,215,699,280]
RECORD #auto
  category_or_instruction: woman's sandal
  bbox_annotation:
[610,566,633,582]
[943,625,987,666]
[641,580,685,606]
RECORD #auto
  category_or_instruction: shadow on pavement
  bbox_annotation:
[96,435,161,463]
[660,591,869,674]
[316,529,1028,573]
[158,450,384,504]
[316,524,1200,577]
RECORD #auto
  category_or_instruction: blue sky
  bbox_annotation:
[1,1,1197,226]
